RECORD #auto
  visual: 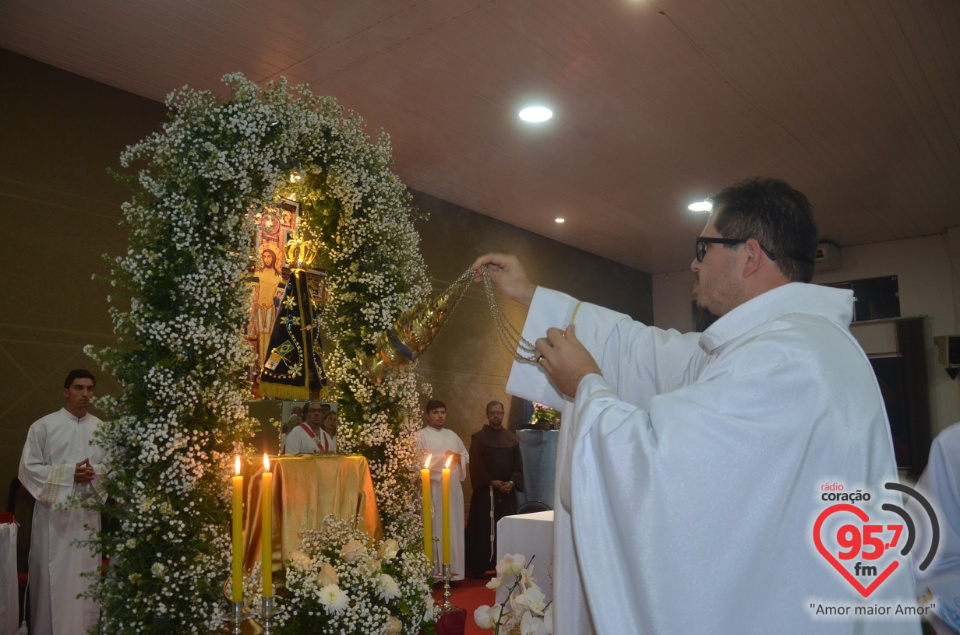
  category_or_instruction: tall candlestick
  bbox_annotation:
[422,455,432,563]
[232,456,243,602]
[261,454,273,597]
[442,455,452,565]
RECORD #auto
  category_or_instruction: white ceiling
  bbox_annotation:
[2,0,958,273]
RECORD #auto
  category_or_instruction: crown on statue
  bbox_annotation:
[284,233,317,271]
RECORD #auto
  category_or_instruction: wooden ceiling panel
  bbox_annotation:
[1,0,958,272]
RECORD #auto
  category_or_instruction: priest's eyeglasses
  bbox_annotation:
[695,237,777,263]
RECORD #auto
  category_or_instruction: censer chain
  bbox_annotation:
[479,266,539,365]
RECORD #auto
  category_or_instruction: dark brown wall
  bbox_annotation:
[1,50,167,503]
[411,192,652,505]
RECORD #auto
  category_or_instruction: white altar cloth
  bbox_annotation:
[0,516,17,635]
[496,510,554,604]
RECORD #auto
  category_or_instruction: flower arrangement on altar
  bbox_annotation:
[84,72,434,632]
[528,403,560,430]
[474,554,553,635]
[240,516,436,635]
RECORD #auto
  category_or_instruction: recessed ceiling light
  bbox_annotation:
[555,217,565,223]
[688,201,712,212]
[519,106,553,123]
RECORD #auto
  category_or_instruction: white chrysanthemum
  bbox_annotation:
[318,584,349,613]
[378,573,401,601]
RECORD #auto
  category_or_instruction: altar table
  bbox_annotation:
[0,513,16,635]
[496,510,554,604]
[242,454,382,575]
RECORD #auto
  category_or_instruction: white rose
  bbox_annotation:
[340,539,366,562]
[379,538,399,560]
[317,562,339,587]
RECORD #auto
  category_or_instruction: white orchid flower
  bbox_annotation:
[520,611,548,635]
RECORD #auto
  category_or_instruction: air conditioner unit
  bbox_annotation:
[814,241,841,271]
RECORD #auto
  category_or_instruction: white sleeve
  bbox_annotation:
[18,422,74,506]
[457,437,469,482]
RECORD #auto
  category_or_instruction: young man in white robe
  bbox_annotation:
[418,399,469,581]
[473,178,919,634]
[19,369,107,635]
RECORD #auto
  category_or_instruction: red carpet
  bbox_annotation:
[432,575,497,635]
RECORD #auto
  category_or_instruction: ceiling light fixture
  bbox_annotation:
[519,106,553,123]
[688,201,712,212]
[555,217,565,224]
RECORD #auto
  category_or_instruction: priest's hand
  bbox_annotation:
[74,458,95,483]
[536,324,601,397]
[471,253,536,307]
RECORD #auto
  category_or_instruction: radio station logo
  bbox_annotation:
[814,482,939,598]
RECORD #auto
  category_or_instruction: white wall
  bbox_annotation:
[652,230,960,435]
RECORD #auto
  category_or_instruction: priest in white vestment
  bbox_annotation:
[473,178,919,635]
[418,399,469,581]
[19,369,107,635]
[909,422,960,634]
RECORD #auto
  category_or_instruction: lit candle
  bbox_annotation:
[261,453,273,597]
[232,456,243,603]
[421,455,432,563]
[442,455,452,565]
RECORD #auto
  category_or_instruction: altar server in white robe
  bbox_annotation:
[473,178,918,635]
[19,369,107,635]
[418,399,469,580]
[909,422,960,634]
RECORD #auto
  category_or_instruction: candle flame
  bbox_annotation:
[235,455,241,476]
[445,455,453,469]
[263,453,270,471]
[424,454,432,469]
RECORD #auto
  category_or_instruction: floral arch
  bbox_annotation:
[89,74,434,632]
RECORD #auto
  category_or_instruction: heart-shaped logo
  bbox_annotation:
[813,504,899,597]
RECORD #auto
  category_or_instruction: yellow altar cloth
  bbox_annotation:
[243,454,382,575]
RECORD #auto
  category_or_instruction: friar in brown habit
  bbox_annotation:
[464,400,524,577]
